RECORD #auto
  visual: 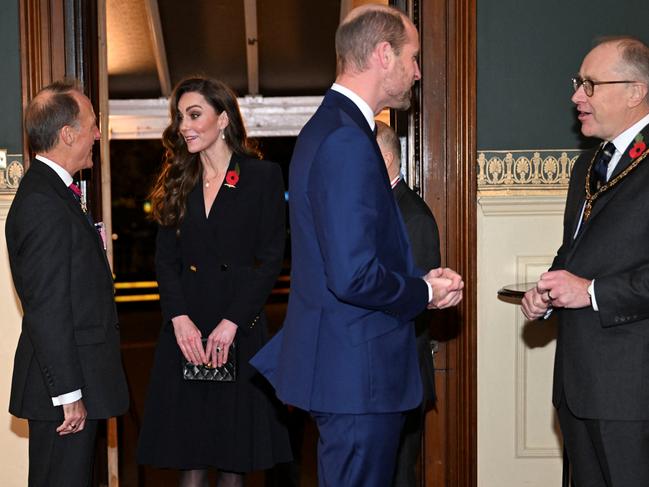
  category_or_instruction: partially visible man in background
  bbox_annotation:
[6,80,129,486]
[377,120,440,487]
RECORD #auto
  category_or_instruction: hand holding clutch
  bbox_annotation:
[182,338,236,382]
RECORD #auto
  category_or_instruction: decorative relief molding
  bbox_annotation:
[0,154,24,193]
[478,149,582,195]
[515,255,562,458]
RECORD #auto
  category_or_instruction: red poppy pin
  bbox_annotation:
[224,163,240,188]
[629,134,647,160]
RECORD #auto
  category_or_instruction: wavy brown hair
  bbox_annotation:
[149,77,260,226]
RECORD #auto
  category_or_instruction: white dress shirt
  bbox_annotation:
[331,83,376,131]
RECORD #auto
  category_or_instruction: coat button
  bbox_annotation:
[221,264,229,271]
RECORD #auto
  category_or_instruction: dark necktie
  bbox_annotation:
[591,142,616,190]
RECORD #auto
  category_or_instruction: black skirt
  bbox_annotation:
[136,316,293,472]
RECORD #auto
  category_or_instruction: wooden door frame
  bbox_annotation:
[19,0,103,217]
[420,0,476,484]
[394,0,477,484]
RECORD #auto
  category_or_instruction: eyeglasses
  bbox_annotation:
[571,76,637,97]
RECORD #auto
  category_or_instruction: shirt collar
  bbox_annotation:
[331,83,376,131]
[610,112,649,156]
[35,154,74,187]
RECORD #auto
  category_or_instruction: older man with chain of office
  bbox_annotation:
[522,37,649,486]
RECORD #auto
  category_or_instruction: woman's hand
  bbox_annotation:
[171,315,207,365]
[206,319,238,367]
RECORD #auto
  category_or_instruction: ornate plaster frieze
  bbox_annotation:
[477,149,582,195]
[0,151,24,192]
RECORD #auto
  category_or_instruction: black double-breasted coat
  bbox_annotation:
[137,154,292,471]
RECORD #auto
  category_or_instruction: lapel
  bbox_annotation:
[569,124,649,251]
[324,89,375,140]
[323,89,391,192]
[29,160,113,272]
[213,153,241,213]
[323,90,416,272]
[187,153,242,229]
[610,124,649,179]
[185,154,245,260]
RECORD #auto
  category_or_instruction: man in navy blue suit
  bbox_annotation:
[251,5,463,486]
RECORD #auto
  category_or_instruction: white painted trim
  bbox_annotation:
[515,255,562,458]
[0,194,15,220]
[108,95,323,139]
[478,195,567,216]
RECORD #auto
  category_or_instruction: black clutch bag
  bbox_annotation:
[182,338,236,382]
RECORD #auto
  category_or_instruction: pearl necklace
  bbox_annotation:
[204,173,219,188]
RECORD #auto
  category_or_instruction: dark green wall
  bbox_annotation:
[478,0,649,150]
[0,0,23,155]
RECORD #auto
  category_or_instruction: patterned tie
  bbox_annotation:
[68,183,105,250]
[591,142,616,190]
[68,182,82,198]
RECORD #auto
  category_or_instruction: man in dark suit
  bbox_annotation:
[252,5,463,486]
[522,37,649,486]
[6,81,129,486]
[376,120,439,487]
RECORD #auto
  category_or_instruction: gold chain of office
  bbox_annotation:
[583,145,649,222]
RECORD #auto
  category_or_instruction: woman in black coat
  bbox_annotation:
[137,77,292,487]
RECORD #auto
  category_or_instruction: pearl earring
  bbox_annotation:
[221,131,225,140]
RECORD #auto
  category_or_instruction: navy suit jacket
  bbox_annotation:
[251,89,428,414]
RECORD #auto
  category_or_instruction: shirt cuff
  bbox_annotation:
[51,389,82,406]
[588,280,598,311]
[423,279,433,303]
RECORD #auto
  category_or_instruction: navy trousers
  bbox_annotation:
[312,411,405,487]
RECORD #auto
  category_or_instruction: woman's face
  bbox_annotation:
[176,91,226,153]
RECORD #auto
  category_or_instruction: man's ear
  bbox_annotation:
[60,125,76,147]
[375,41,394,70]
[382,150,394,166]
[628,82,648,108]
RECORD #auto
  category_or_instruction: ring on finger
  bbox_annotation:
[216,346,222,353]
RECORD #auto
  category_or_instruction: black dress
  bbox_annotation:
[137,154,292,472]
